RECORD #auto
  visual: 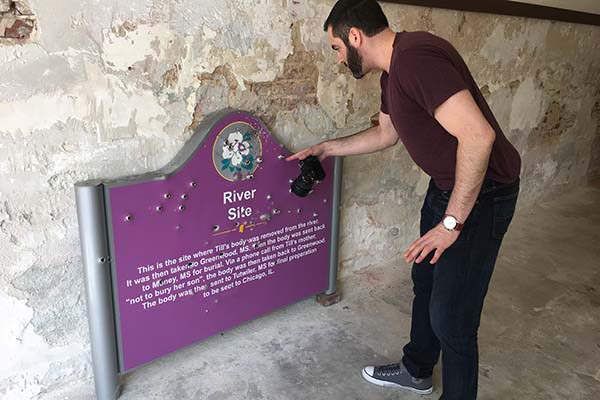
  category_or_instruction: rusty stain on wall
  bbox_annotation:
[189,65,239,131]
[0,0,36,41]
[244,23,320,115]
[190,22,321,132]
[111,20,137,38]
[528,100,576,149]
[162,63,182,89]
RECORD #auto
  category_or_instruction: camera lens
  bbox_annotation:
[290,156,326,197]
[290,175,313,197]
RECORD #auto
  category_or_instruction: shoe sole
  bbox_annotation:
[361,368,433,395]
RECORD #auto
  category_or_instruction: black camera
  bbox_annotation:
[290,156,326,197]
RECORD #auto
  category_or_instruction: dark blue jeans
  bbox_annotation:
[402,178,519,400]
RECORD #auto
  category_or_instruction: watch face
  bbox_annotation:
[443,216,457,230]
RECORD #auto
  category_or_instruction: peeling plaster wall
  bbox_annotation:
[0,0,598,397]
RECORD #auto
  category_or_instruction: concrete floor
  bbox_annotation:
[95,184,598,400]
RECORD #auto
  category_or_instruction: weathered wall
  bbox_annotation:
[0,0,598,398]
[589,89,600,180]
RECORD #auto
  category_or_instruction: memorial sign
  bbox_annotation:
[75,110,342,399]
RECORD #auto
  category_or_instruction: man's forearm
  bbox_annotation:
[445,137,495,223]
[325,125,393,157]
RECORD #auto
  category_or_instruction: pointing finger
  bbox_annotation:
[286,150,309,162]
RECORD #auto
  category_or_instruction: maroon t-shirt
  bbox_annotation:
[380,31,521,190]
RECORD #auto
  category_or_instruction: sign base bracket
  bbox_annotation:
[316,291,342,307]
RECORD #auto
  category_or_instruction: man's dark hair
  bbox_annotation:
[323,0,389,46]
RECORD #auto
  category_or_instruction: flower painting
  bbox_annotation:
[213,122,262,181]
[221,130,255,172]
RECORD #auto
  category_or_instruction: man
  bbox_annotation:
[287,1,521,399]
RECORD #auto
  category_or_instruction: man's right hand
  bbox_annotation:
[286,141,332,162]
[286,112,398,162]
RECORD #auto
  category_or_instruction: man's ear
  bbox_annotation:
[348,27,363,48]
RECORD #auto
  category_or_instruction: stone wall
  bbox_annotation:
[0,0,598,397]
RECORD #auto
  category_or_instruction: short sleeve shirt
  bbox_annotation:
[381,31,521,190]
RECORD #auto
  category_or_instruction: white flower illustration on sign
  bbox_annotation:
[222,131,250,167]
[217,126,257,180]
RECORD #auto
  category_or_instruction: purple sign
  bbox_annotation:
[104,111,335,371]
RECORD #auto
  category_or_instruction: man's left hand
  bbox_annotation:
[404,223,460,264]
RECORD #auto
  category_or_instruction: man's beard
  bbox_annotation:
[346,45,365,79]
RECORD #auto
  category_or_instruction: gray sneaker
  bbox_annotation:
[361,362,433,395]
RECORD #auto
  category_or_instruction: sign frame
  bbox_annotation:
[74,109,343,399]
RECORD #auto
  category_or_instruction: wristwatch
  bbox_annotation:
[442,214,464,232]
